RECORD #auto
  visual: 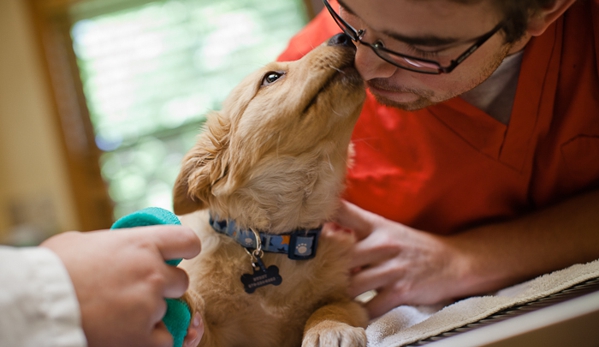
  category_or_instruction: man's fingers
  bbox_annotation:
[348,230,400,269]
[162,267,190,298]
[183,312,204,347]
[149,299,169,328]
[364,287,403,319]
[349,237,381,269]
[143,225,202,261]
[335,200,376,240]
[150,321,174,347]
[349,260,403,297]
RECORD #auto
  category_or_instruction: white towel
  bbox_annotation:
[366,259,599,347]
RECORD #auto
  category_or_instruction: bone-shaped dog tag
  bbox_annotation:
[240,258,282,294]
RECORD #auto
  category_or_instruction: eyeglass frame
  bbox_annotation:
[322,0,506,75]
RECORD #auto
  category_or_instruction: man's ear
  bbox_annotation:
[526,0,576,36]
[172,113,233,215]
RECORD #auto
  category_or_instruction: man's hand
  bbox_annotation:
[336,189,599,319]
[41,225,201,347]
[333,201,463,318]
[183,312,204,347]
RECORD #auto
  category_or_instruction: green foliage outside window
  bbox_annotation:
[71,0,308,219]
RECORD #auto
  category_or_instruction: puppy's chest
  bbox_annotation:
[185,229,354,346]
[195,250,331,338]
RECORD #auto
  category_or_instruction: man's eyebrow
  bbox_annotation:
[336,0,461,47]
[337,0,356,15]
[382,31,461,47]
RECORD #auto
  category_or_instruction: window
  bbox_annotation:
[29,0,311,225]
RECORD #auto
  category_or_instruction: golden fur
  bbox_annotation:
[173,39,368,347]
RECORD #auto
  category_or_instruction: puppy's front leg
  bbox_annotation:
[302,300,368,347]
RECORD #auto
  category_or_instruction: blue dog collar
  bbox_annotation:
[209,214,321,260]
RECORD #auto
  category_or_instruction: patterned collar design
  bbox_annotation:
[208,214,321,260]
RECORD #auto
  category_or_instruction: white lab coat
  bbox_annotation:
[0,246,86,347]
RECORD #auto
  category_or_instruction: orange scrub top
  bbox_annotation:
[278,0,599,234]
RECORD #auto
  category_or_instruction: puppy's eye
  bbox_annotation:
[262,71,284,86]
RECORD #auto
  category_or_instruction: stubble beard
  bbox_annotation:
[367,83,436,111]
[367,44,513,111]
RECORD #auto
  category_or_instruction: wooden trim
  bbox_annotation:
[26,0,114,231]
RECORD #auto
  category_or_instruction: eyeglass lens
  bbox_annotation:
[324,0,442,73]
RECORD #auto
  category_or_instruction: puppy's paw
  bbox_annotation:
[302,321,366,347]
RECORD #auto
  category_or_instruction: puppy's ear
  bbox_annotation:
[210,141,248,198]
[173,155,207,215]
[173,113,233,215]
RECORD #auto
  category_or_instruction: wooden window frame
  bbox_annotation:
[26,0,114,231]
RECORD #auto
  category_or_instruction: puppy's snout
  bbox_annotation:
[327,33,355,50]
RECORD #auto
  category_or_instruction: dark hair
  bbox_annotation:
[497,0,557,43]
[450,0,558,43]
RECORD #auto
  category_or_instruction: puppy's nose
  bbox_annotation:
[327,33,355,49]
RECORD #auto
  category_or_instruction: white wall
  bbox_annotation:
[0,0,79,245]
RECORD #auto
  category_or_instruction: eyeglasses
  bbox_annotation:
[322,0,505,74]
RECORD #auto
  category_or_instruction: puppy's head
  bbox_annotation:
[174,35,365,231]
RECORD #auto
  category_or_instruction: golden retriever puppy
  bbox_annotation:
[173,34,368,347]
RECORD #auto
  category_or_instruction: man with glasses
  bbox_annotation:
[279,0,599,318]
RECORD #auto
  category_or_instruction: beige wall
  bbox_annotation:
[0,0,78,245]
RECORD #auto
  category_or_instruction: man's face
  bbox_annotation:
[337,0,525,110]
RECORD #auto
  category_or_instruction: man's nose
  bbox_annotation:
[354,43,398,81]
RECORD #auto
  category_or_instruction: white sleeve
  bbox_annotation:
[0,246,87,347]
